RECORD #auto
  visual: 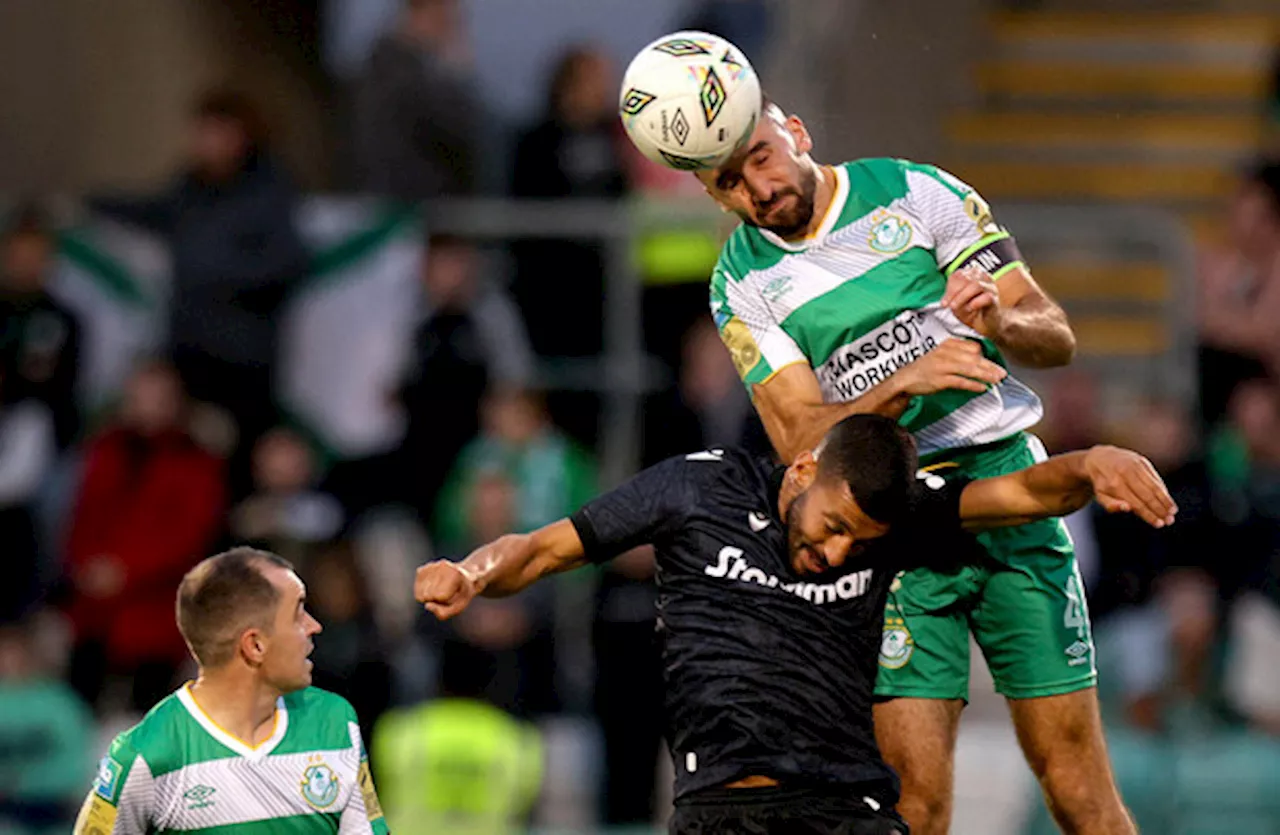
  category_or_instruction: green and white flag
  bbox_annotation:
[60,199,423,459]
[280,200,423,460]
[51,221,167,413]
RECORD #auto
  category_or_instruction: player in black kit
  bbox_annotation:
[414,415,1175,834]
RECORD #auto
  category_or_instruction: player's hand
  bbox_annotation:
[1083,445,1178,528]
[893,338,1007,397]
[414,560,478,620]
[942,264,1003,337]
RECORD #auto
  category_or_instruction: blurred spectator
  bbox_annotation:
[645,317,767,463]
[1213,382,1280,593]
[432,389,594,717]
[1212,382,1280,725]
[0,205,82,448]
[512,45,628,359]
[353,0,476,198]
[230,427,344,566]
[88,88,309,482]
[1088,402,1222,731]
[1197,160,1280,428]
[1032,369,1109,583]
[441,467,558,717]
[302,543,392,744]
[0,362,55,623]
[373,640,543,835]
[1035,368,1107,454]
[1092,402,1217,618]
[593,546,662,826]
[63,361,226,713]
[434,388,594,550]
[397,234,534,520]
[0,615,94,835]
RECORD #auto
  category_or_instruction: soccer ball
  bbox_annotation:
[618,31,762,172]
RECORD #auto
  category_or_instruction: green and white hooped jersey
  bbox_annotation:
[74,685,388,835]
[711,158,1043,457]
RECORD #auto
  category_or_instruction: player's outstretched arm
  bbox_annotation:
[415,519,586,619]
[958,445,1178,530]
[753,339,1007,462]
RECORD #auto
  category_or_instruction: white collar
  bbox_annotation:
[177,683,289,761]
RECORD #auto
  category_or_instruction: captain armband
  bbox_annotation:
[945,233,1026,281]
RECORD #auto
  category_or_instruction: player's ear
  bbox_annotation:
[784,115,812,155]
[789,450,819,490]
[239,628,268,665]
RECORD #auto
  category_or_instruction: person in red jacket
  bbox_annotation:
[64,360,227,713]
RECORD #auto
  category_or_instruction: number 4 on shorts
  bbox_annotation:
[1063,574,1086,637]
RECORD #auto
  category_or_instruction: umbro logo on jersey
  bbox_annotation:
[748,512,771,531]
[184,784,217,809]
[761,275,793,303]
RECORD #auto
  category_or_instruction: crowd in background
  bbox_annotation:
[1,1,1280,833]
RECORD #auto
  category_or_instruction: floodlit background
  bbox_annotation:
[1,0,1279,832]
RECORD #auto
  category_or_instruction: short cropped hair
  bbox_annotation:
[815,414,919,525]
[176,547,293,668]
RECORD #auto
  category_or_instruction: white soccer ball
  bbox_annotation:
[618,31,762,172]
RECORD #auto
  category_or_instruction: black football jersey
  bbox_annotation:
[570,447,975,799]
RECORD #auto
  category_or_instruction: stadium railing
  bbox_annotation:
[46,196,1198,483]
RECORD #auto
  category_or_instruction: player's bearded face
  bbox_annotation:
[786,481,891,576]
[747,163,818,238]
[699,111,820,239]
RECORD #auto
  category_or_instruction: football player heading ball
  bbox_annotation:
[618,30,1131,835]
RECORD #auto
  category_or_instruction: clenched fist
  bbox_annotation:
[942,264,1003,337]
[414,560,478,620]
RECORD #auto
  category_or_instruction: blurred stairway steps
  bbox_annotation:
[940,6,1278,378]
[947,9,1277,242]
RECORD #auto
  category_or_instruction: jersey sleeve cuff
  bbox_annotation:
[944,231,1025,279]
[569,510,604,562]
[752,358,812,390]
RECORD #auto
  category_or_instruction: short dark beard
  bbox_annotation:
[746,163,819,239]
[785,490,829,578]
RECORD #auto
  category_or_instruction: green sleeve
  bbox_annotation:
[710,259,807,390]
[74,733,153,835]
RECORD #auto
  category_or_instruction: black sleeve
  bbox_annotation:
[894,475,977,571]
[570,455,698,563]
[946,234,1026,279]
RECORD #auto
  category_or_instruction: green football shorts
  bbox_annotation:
[875,433,1097,702]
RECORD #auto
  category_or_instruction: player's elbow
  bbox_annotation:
[1040,328,1077,368]
[1005,297,1077,368]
